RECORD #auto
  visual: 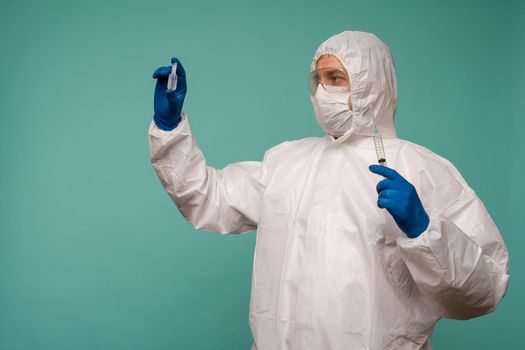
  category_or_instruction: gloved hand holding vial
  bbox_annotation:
[152,57,186,131]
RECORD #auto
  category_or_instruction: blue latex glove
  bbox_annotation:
[369,165,430,238]
[152,57,187,131]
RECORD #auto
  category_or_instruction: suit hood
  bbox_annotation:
[310,31,398,141]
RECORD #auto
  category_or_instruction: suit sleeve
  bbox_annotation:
[396,165,510,320]
[148,113,267,234]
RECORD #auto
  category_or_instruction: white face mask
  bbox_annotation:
[310,84,356,138]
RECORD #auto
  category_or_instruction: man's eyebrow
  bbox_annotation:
[319,68,345,74]
[320,68,347,77]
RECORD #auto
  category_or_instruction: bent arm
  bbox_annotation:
[148,113,265,234]
[396,190,509,320]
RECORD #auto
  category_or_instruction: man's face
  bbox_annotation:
[316,54,352,109]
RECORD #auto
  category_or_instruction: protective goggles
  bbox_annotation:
[309,67,351,96]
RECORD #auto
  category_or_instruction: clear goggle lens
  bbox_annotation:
[309,67,351,96]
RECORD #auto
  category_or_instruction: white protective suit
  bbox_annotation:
[148,31,509,350]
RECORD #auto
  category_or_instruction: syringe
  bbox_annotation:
[167,62,178,90]
[372,117,387,166]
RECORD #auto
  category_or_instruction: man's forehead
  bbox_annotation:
[316,54,344,69]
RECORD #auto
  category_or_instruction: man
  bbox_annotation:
[148,31,509,349]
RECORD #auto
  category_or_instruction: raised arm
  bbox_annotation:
[149,57,266,234]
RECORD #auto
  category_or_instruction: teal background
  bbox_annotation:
[1,0,522,348]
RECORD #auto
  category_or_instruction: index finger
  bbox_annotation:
[152,66,172,79]
[368,164,403,181]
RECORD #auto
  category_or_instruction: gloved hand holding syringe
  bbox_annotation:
[369,114,429,238]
